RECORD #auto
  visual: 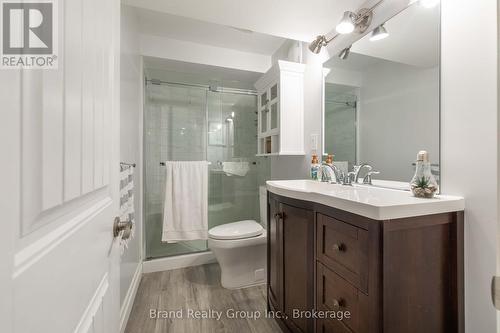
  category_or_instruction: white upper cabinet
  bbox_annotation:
[255,60,305,156]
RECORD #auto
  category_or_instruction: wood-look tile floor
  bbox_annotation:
[125,263,282,333]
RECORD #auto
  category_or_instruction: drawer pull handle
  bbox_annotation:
[332,298,345,309]
[274,212,284,220]
[332,243,346,252]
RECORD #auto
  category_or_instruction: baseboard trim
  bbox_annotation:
[142,251,216,274]
[119,263,142,333]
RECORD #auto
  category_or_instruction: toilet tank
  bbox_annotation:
[259,186,268,229]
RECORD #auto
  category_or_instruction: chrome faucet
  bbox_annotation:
[352,163,379,184]
[322,162,380,186]
[362,170,380,185]
[320,163,346,184]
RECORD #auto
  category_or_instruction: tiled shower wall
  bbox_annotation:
[144,82,270,258]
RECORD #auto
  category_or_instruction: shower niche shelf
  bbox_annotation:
[255,60,305,156]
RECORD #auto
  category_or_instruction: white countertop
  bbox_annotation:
[266,179,464,220]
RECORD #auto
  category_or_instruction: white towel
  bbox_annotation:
[162,161,209,243]
[222,161,250,177]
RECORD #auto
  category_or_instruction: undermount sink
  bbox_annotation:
[266,179,464,220]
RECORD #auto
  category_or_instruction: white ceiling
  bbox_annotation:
[133,7,286,55]
[123,0,366,42]
[143,57,262,90]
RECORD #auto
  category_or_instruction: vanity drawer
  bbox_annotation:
[316,262,359,333]
[316,213,368,292]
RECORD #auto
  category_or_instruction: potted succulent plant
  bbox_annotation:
[410,151,438,198]
[410,175,438,198]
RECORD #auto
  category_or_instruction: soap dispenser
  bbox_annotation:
[325,154,334,166]
[410,150,438,198]
[310,154,320,181]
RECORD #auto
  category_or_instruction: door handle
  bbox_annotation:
[274,212,284,220]
[113,216,133,240]
[332,243,346,252]
[492,276,500,310]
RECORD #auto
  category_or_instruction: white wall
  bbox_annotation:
[358,62,439,182]
[441,0,498,331]
[140,34,271,73]
[120,3,143,317]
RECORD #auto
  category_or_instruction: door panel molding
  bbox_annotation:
[20,0,113,236]
[14,196,112,278]
[74,273,109,333]
[3,0,121,331]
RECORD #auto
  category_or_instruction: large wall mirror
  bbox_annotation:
[323,2,440,184]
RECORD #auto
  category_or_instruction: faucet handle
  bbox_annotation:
[363,170,380,185]
[343,171,355,185]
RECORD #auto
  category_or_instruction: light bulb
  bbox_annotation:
[336,12,355,34]
[369,24,389,41]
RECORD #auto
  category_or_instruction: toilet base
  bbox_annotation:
[209,234,267,289]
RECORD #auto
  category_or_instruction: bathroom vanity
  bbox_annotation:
[266,180,464,333]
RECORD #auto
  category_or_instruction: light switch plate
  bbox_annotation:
[310,134,319,151]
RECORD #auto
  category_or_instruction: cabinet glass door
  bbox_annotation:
[261,109,268,133]
[270,103,278,130]
[270,84,278,101]
[260,91,268,107]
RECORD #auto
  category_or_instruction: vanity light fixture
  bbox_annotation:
[308,35,329,54]
[308,0,383,54]
[338,46,352,60]
[369,24,389,41]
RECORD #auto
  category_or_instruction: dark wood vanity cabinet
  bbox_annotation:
[267,192,464,333]
[268,196,315,333]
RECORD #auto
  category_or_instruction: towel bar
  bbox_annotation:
[160,161,212,166]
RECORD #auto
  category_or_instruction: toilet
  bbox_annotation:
[208,186,268,289]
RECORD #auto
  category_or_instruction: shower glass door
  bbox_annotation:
[144,83,208,258]
[144,81,267,260]
[324,84,358,170]
[206,91,262,230]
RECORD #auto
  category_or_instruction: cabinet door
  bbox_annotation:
[282,204,315,333]
[268,197,283,311]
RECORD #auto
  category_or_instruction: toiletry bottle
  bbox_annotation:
[311,154,320,181]
[410,150,439,198]
[325,154,334,166]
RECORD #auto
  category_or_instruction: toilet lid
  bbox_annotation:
[208,220,264,240]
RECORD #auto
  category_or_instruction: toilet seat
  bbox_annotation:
[208,220,263,240]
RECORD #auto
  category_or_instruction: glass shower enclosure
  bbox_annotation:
[324,83,358,170]
[144,80,269,259]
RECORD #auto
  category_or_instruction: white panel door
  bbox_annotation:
[0,0,122,332]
